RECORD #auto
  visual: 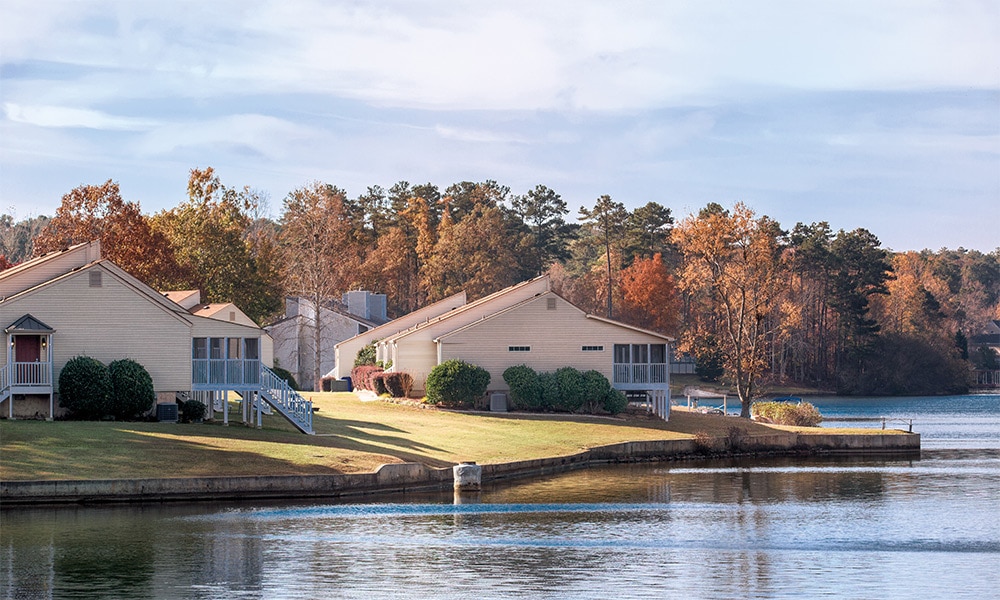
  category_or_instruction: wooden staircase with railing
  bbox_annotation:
[192,359,314,434]
[256,364,314,434]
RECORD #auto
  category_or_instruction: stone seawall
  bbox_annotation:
[0,432,919,505]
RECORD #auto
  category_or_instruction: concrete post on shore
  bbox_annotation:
[453,461,482,491]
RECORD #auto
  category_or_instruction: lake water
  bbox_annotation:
[2,395,999,599]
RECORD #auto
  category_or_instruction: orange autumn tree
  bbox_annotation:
[33,180,186,289]
[673,202,789,418]
[618,253,680,335]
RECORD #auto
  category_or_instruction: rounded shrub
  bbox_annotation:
[553,367,585,412]
[108,359,156,421]
[351,365,385,391]
[372,373,390,396]
[424,359,490,409]
[602,388,628,415]
[58,355,112,420]
[382,372,414,398]
[580,370,612,413]
[180,399,206,423]
[538,371,560,410]
[503,365,542,410]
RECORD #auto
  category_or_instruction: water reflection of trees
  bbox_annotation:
[482,457,893,505]
[1,504,268,598]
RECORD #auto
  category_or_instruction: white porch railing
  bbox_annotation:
[11,362,52,386]
[613,363,668,385]
[1,362,55,417]
[258,365,313,434]
[192,358,261,387]
[191,359,313,434]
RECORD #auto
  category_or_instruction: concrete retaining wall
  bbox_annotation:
[0,432,919,505]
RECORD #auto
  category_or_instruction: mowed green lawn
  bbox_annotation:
[0,392,904,481]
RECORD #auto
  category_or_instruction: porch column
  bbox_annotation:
[47,334,54,421]
[6,335,11,420]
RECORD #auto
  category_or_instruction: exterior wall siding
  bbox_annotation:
[1,266,192,392]
[438,294,669,392]
[267,305,371,390]
[333,292,467,380]
[385,278,552,388]
[0,242,100,299]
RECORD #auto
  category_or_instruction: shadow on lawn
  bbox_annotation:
[0,422,370,480]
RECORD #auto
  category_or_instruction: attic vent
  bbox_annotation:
[546,297,556,310]
[89,271,102,288]
[229,311,236,321]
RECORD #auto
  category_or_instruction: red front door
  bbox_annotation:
[14,336,41,362]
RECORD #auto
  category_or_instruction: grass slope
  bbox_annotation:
[0,393,904,481]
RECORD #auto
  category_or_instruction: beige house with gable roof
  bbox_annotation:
[0,241,312,433]
[335,275,673,419]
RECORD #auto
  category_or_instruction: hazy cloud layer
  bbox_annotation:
[1,0,997,251]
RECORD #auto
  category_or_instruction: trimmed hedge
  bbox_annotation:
[503,365,543,410]
[553,367,586,412]
[425,360,490,408]
[58,356,112,420]
[108,358,156,421]
[350,365,385,391]
[602,388,629,415]
[180,399,206,423]
[752,401,823,427]
[501,365,627,415]
[379,372,414,398]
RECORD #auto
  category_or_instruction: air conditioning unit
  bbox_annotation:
[490,392,507,412]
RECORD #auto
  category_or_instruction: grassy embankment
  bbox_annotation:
[0,392,903,482]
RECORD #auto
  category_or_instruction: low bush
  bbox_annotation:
[503,365,542,410]
[692,430,715,454]
[381,372,414,398]
[538,371,560,410]
[372,373,389,395]
[752,401,823,427]
[351,365,385,391]
[108,358,156,421]
[180,399,206,423]
[581,370,612,413]
[424,360,490,408]
[601,388,629,415]
[553,367,585,412]
[58,356,112,420]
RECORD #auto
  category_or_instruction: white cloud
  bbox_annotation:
[5,1,996,112]
[136,114,315,160]
[3,103,156,130]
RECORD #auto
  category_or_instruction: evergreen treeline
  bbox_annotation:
[4,168,998,396]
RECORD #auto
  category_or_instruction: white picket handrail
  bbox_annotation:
[257,364,314,434]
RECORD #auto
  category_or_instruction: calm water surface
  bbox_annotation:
[3,395,999,599]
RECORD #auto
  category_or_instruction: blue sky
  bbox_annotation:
[1,0,998,252]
